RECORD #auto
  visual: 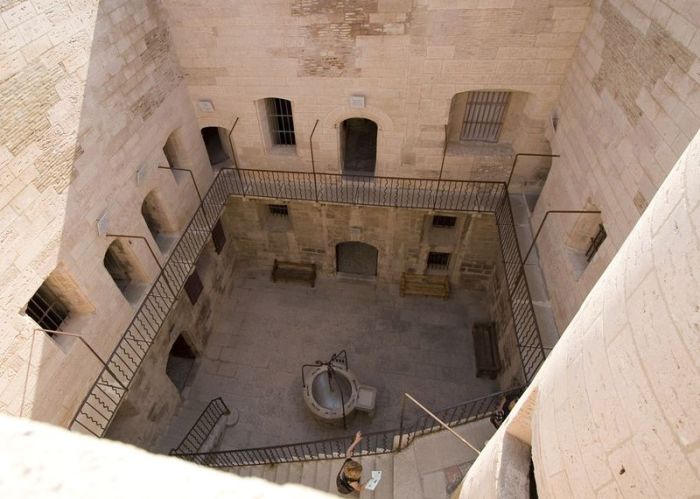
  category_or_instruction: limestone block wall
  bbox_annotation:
[460,131,700,497]
[221,198,498,287]
[106,236,239,448]
[533,0,700,330]
[0,0,212,427]
[162,0,591,186]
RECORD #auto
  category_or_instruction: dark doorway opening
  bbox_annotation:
[166,334,197,393]
[340,118,377,175]
[201,127,230,167]
[336,241,378,276]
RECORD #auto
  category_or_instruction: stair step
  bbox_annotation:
[372,454,394,499]
[358,455,376,499]
[233,465,252,477]
[327,458,347,493]
[288,462,303,483]
[314,460,332,491]
[300,461,316,489]
[249,465,264,479]
[275,463,290,484]
[393,447,423,499]
[262,464,277,482]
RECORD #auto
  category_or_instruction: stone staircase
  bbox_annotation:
[232,454,395,498]
[226,418,495,499]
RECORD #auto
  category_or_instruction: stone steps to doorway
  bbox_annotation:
[226,418,495,498]
[231,454,393,498]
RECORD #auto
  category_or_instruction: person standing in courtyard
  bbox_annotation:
[336,431,366,495]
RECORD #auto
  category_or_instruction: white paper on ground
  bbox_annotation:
[365,470,382,491]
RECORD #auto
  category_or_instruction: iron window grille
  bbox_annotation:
[26,285,69,333]
[585,224,606,262]
[432,215,457,228]
[266,98,296,146]
[268,204,289,217]
[427,252,450,270]
[461,91,511,142]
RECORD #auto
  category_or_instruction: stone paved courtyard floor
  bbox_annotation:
[155,268,500,452]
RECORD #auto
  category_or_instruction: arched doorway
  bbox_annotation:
[340,118,377,175]
[336,242,378,276]
[166,334,197,393]
[201,127,230,167]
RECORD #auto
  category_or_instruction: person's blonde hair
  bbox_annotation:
[344,460,363,480]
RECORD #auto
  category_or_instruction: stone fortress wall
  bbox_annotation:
[0,3,698,494]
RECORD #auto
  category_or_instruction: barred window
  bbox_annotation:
[432,216,457,228]
[427,252,450,270]
[461,91,511,142]
[266,98,296,146]
[26,284,69,333]
[268,204,289,217]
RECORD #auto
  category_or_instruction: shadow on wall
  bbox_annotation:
[9,0,212,433]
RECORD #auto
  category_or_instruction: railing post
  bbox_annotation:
[432,124,449,211]
[228,117,240,170]
[506,153,560,190]
[310,119,319,203]
[398,394,406,451]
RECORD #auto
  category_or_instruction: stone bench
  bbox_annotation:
[399,273,450,299]
[271,259,317,287]
[472,322,501,379]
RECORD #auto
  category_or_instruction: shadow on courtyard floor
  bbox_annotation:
[154,269,499,452]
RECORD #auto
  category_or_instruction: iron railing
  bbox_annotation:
[494,195,546,382]
[170,398,230,455]
[218,168,505,213]
[173,388,522,468]
[69,166,544,437]
[69,171,232,436]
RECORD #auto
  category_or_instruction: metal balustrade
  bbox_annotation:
[172,388,522,468]
[170,397,230,455]
[69,166,545,437]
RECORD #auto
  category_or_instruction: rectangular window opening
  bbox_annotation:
[427,252,450,270]
[585,224,606,262]
[212,219,226,254]
[268,204,289,217]
[461,91,511,143]
[26,284,69,334]
[432,215,457,228]
[266,98,296,146]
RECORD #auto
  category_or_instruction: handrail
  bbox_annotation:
[170,397,230,455]
[400,393,480,455]
[69,164,545,437]
[172,388,522,468]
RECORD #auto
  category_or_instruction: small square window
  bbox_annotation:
[26,284,69,334]
[427,252,450,270]
[212,219,226,254]
[432,216,457,228]
[268,204,289,217]
[184,271,203,305]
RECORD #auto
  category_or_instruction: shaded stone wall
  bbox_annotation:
[533,0,700,330]
[0,0,212,426]
[106,236,238,448]
[220,198,498,288]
